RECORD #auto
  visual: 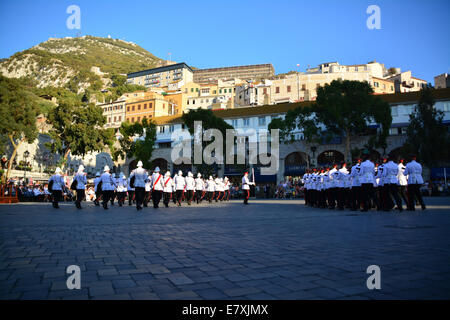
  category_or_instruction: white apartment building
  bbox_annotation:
[127,63,194,88]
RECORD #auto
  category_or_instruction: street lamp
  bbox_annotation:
[310,146,317,167]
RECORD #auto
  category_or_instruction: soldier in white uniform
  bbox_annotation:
[72,165,87,209]
[48,167,65,209]
[127,175,135,206]
[100,165,117,210]
[174,170,186,207]
[195,173,204,204]
[397,158,409,205]
[350,159,362,211]
[336,163,349,210]
[129,161,148,211]
[224,177,231,201]
[143,172,152,207]
[185,172,195,205]
[206,176,215,203]
[384,156,403,212]
[328,165,339,209]
[94,172,101,206]
[302,170,310,205]
[359,152,375,212]
[116,173,128,207]
[150,166,164,209]
[242,171,254,205]
[404,155,426,211]
[162,171,173,208]
[215,177,224,202]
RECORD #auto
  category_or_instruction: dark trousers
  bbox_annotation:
[329,188,338,208]
[163,192,172,207]
[244,189,250,204]
[195,190,203,203]
[152,190,162,208]
[361,183,374,211]
[399,186,408,205]
[186,190,194,204]
[386,184,403,211]
[135,187,145,208]
[176,190,184,205]
[337,187,345,210]
[407,184,426,210]
[350,186,361,211]
[95,191,102,205]
[225,190,230,201]
[102,190,113,209]
[127,190,135,205]
[143,191,151,207]
[304,188,309,205]
[117,192,126,206]
[110,192,116,205]
[52,190,62,208]
[75,189,84,208]
[207,191,214,203]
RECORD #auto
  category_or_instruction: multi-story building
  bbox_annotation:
[193,64,274,83]
[125,92,178,123]
[386,71,427,93]
[132,88,450,182]
[370,77,395,94]
[98,98,127,129]
[127,63,194,88]
[435,73,450,89]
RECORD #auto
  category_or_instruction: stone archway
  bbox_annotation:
[151,158,169,172]
[317,150,344,167]
[284,152,308,176]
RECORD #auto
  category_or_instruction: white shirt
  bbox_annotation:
[404,160,424,184]
[151,172,164,191]
[163,176,173,193]
[397,163,408,186]
[359,160,375,184]
[116,177,128,192]
[94,177,101,192]
[174,175,186,190]
[195,178,204,191]
[185,176,195,191]
[350,164,361,187]
[207,179,215,192]
[242,175,253,190]
[100,172,116,191]
[337,167,349,188]
[384,161,400,185]
[49,174,65,191]
[130,168,148,188]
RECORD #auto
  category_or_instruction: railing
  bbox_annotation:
[0,184,19,203]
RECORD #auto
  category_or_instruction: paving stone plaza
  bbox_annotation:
[0,198,449,300]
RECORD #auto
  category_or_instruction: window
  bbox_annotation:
[131,117,135,123]
[159,126,165,133]
[144,103,147,109]
[149,103,153,108]
[374,82,379,87]
[193,100,196,104]
[191,88,194,92]
[113,116,116,122]
[163,103,165,109]
[302,84,306,91]
[443,102,450,112]
[287,86,291,93]
[219,89,222,93]
[169,125,174,133]
[232,119,238,127]
[196,88,199,92]
[118,116,121,121]
[243,118,250,126]
[138,105,141,110]
[108,117,111,123]
[263,88,267,94]
[258,117,266,126]
[132,106,135,111]
[187,100,190,105]
[137,117,140,122]
[213,90,216,94]
[316,84,320,89]
[276,87,280,93]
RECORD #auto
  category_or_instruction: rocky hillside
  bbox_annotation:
[0,35,164,92]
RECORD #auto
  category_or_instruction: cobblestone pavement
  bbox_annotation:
[1,197,450,300]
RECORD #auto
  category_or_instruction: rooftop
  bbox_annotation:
[152,87,450,125]
[127,62,193,78]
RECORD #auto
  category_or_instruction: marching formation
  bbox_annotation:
[48,160,239,210]
[302,154,426,212]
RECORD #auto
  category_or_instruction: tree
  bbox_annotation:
[0,75,40,182]
[273,80,392,162]
[46,100,115,170]
[404,85,450,169]
[113,118,157,169]
[182,109,234,175]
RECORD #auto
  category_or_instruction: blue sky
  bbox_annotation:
[0,0,449,83]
